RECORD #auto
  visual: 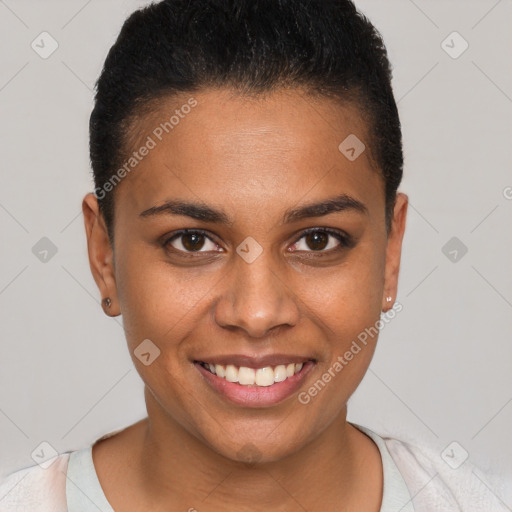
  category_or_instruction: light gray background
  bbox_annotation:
[1,0,511,499]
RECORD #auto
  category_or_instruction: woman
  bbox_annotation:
[0,0,508,510]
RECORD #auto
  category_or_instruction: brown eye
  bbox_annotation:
[181,232,205,251]
[289,228,352,253]
[304,231,329,251]
[164,230,220,253]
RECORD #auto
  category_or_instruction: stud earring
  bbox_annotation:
[386,296,392,302]
[103,297,112,308]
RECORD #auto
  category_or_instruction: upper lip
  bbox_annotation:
[194,353,316,368]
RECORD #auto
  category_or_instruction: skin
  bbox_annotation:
[82,87,408,511]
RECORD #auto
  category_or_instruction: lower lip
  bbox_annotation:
[194,361,315,407]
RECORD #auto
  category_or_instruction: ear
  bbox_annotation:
[382,192,408,312]
[82,193,120,316]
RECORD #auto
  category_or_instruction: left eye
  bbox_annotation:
[289,228,347,252]
[165,230,220,253]
[163,228,351,255]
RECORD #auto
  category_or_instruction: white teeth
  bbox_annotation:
[255,367,274,386]
[273,365,287,382]
[225,364,239,382]
[201,361,308,386]
[238,367,256,385]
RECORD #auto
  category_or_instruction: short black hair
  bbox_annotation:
[90,0,403,241]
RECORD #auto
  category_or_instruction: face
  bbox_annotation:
[83,88,407,463]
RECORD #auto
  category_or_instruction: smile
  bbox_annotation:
[194,357,316,407]
[197,361,305,387]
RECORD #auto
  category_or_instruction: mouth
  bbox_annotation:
[197,361,306,386]
[193,356,316,407]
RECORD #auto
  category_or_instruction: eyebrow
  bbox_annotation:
[139,200,232,224]
[283,194,368,223]
[139,193,368,224]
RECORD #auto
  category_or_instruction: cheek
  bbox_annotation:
[115,245,219,349]
[300,242,386,403]
[313,242,386,339]
[114,250,215,409]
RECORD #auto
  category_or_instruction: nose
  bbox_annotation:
[213,250,300,339]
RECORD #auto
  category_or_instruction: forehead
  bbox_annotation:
[114,87,383,223]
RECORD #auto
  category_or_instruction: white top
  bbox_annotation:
[0,422,510,511]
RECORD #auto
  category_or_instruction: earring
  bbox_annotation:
[103,297,112,308]
[386,296,392,302]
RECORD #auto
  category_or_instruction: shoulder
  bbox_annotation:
[381,433,512,512]
[0,454,70,512]
[0,424,135,512]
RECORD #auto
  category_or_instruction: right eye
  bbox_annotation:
[163,229,223,254]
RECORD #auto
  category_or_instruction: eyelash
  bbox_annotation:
[290,227,353,253]
[162,227,353,257]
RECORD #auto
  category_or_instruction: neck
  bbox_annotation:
[136,388,382,511]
